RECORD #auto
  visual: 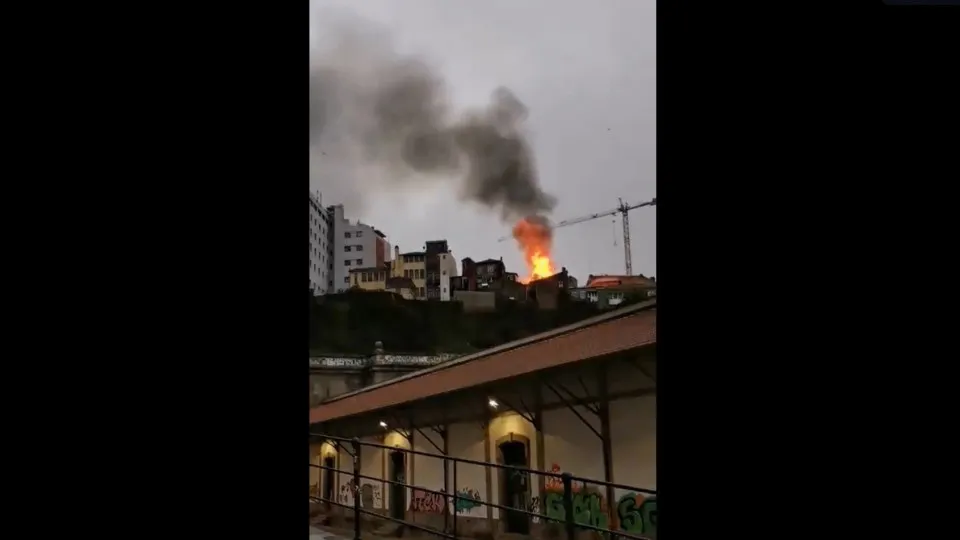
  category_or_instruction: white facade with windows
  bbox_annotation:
[438,252,458,301]
[309,191,334,295]
[331,205,392,293]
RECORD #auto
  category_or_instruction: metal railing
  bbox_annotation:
[309,434,656,540]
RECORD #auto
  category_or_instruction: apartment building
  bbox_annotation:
[330,205,391,293]
[309,191,334,295]
[424,240,458,301]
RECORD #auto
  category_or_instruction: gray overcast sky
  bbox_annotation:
[309,0,656,282]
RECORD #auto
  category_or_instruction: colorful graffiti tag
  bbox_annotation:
[454,487,483,514]
[544,491,609,531]
[616,493,657,537]
[542,464,608,531]
[409,488,447,514]
[543,463,586,493]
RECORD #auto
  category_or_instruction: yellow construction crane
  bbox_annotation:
[498,197,657,275]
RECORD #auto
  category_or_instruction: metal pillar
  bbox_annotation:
[597,364,616,530]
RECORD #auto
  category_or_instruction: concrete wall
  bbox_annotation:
[454,290,496,312]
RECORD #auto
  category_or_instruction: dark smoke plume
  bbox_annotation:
[309,16,556,220]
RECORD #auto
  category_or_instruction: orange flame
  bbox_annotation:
[512,216,556,284]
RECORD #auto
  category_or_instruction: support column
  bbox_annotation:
[598,363,616,529]
[483,412,494,522]
[534,383,546,525]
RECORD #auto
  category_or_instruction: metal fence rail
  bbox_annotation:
[309,434,656,540]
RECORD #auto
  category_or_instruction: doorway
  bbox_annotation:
[322,456,335,505]
[499,440,530,534]
[389,450,406,520]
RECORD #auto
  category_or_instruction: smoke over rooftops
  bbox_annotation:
[310,14,556,222]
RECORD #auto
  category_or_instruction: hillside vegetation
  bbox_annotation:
[308,289,647,355]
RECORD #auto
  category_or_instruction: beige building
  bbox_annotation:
[349,245,456,300]
[309,301,657,539]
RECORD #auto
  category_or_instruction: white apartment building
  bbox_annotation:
[438,252,458,301]
[309,191,334,295]
[331,205,392,293]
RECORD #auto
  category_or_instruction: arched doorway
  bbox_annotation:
[322,456,335,506]
[389,450,406,520]
[497,435,531,535]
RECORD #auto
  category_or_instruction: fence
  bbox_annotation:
[309,434,656,540]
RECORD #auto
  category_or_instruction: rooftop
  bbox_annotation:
[584,274,657,289]
[309,299,656,424]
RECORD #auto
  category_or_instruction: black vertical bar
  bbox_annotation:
[452,460,458,539]
[598,364,616,533]
[352,437,361,540]
[562,473,575,540]
[442,431,449,534]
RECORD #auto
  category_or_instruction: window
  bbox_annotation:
[442,270,446,275]
[404,270,410,278]
[443,287,447,293]
[355,245,363,251]
[344,245,352,252]
[419,287,425,297]
[344,277,349,284]
[418,269,425,279]
[355,259,363,265]
[355,231,363,237]
[344,260,351,266]
[344,232,352,238]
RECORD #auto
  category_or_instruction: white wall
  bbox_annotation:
[331,205,391,292]
[447,421,487,517]
[439,252,457,301]
[542,405,605,483]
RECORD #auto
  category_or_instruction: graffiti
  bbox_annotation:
[338,482,354,505]
[527,496,541,523]
[454,487,482,514]
[409,488,446,514]
[616,493,657,537]
[543,463,586,493]
[361,483,383,509]
[309,357,366,369]
[544,490,608,531]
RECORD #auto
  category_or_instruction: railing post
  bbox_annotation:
[562,473,575,540]
[452,460,458,539]
[443,456,450,534]
[352,437,361,540]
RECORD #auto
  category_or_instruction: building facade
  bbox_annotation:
[569,274,657,308]
[331,205,391,293]
[348,243,458,301]
[309,191,334,295]
[309,304,658,539]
